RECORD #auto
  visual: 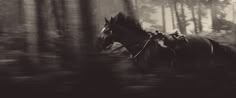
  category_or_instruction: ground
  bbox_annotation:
[0,32,236,98]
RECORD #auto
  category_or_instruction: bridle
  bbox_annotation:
[129,34,153,59]
[100,23,177,65]
[100,23,152,58]
[107,34,152,59]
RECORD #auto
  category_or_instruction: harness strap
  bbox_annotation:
[132,35,152,59]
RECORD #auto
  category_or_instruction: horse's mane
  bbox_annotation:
[113,12,147,35]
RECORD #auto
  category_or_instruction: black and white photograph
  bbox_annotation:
[0,0,235,98]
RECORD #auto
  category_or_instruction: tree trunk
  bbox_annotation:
[21,0,40,74]
[132,0,138,10]
[78,0,96,63]
[170,4,176,29]
[180,0,187,34]
[198,0,203,32]
[52,0,70,69]
[52,0,65,36]
[123,0,136,18]
[36,0,55,53]
[162,5,166,32]
[60,0,80,69]
[22,0,39,65]
[174,0,183,33]
[190,3,198,33]
[211,1,219,31]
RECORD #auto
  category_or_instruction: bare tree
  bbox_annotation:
[78,0,96,61]
[198,0,203,32]
[188,0,198,33]
[170,4,176,29]
[210,0,219,31]
[59,0,80,68]
[174,0,184,33]
[36,0,55,53]
[123,0,136,18]
[52,0,70,68]
[22,0,39,66]
[161,5,166,32]
[180,0,187,34]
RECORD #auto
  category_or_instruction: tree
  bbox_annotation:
[137,2,157,25]
[59,0,80,69]
[173,0,184,33]
[198,0,203,32]
[202,0,231,31]
[187,0,198,33]
[180,0,187,34]
[138,0,168,32]
[78,0,97,62]
[22,0,39,66]
[161,5,166,32]
[210,0,219,31]
[123,0,136,18]
[51,0,69,68]
[36,0,56,53]
[170,3,176,29]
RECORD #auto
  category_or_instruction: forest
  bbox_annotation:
[0,0,235,98]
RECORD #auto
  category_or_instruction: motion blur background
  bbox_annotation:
[0,0,235,98]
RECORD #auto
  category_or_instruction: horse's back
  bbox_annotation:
[185,35,236,64]
[170,35,217,72]
[194,36,236,70]
[209,39,236,66]
[183,35,213,61]
[185,35,213,55]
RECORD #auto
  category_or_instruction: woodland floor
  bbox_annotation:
[0,53,236,98]
[0,32,235,98]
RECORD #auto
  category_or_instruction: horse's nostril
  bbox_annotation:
[98,37,104,41]
[101,35,107,40]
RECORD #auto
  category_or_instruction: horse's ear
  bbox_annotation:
[110,17,114,23]
[105,17,109,24]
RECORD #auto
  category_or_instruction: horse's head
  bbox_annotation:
[97,17,116,51]
[97,12,148,52]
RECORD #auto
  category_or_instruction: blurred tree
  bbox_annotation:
[51,0,69,69]
[138,0,168,32]
[180,0,187,34]
[21,0,39,72]
[123,0,136,18]
[36,0,56,53]
[170,2,176,29]
[198,0,203,32]
[58,0,80,69]
[210,0,219,31]
[202,0,231,31]
[78,0,97,64]
[138,3,157,24]
[161,4,166,32]
[187,0,198,33]
[52,0,65,35]
[0,0,22,32]
[173,0,184,33]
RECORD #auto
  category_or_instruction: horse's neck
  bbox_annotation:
[113,25,148,55]
[120,36,148,56]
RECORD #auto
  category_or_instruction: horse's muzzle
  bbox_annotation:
[96,38,113,52]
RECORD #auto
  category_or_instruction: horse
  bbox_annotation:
[97,12,236,75]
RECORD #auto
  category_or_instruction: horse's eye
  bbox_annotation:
[105,31,112,36]
[104,28,111,34]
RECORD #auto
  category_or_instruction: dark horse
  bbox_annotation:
[97,12,236,74]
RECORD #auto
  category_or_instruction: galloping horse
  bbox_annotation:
[97,12,236,74]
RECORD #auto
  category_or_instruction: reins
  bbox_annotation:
[132,35,152,59]
[109,34,153,59]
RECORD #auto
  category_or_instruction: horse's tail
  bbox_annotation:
[208,38,236,65]
[207,38,221,55]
